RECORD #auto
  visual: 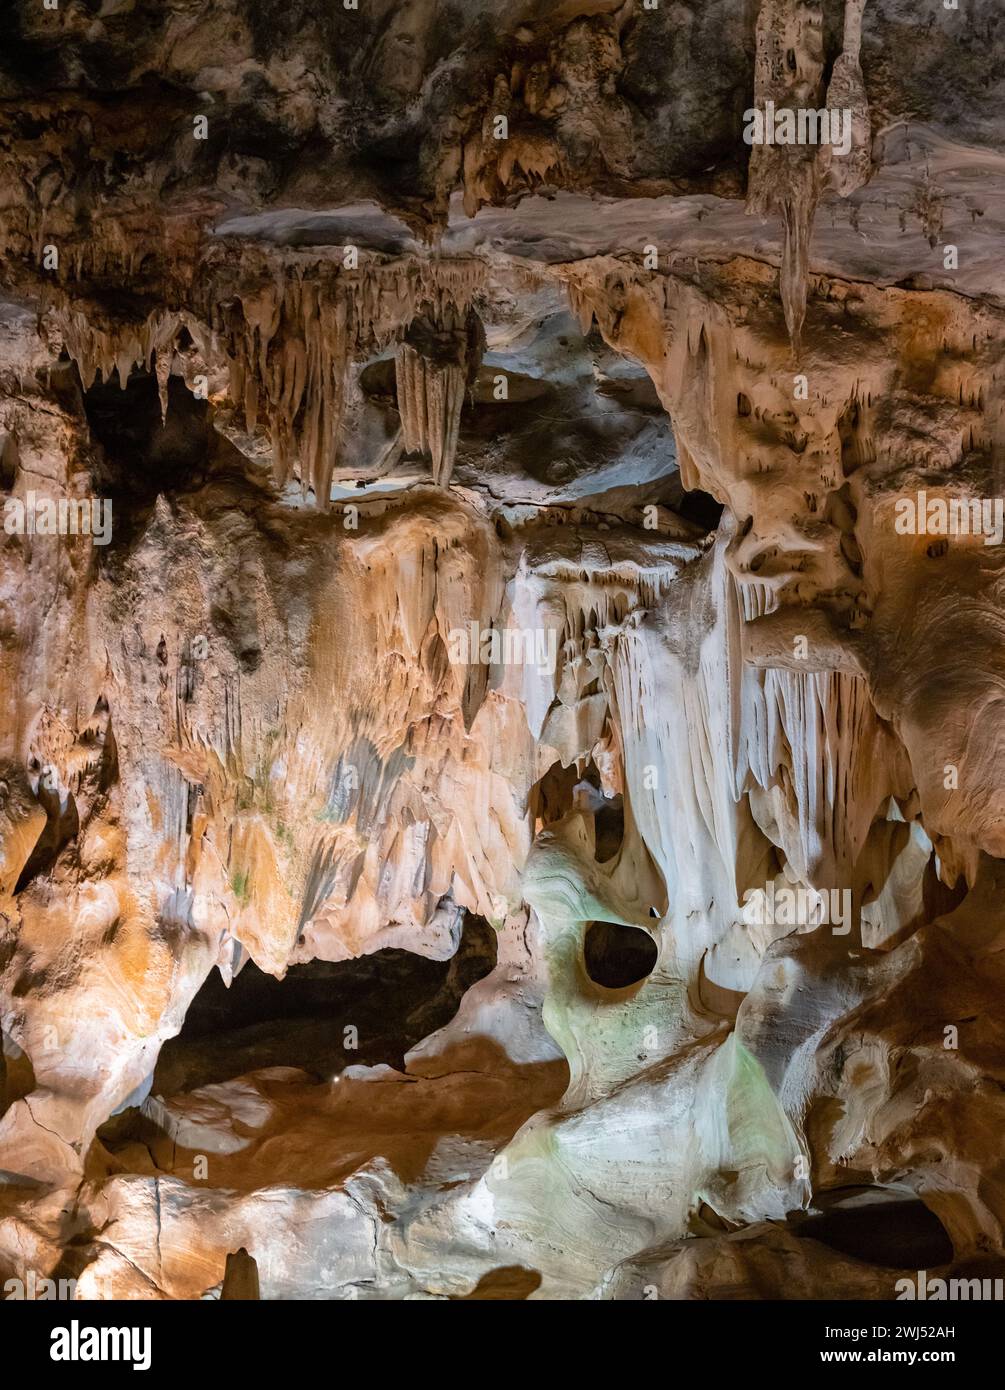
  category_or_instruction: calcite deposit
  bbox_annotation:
[1,0,1004,1303]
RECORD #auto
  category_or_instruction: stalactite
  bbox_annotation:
[396,343,465,487]
[50,303,185,393]
[747,0,872,353]
[211,255,488,503]
[220,279,348,501]
[42,253,492,507]
[394,306,484,489]
[824,0,872,199]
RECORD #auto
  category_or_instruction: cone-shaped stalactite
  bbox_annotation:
[221,279,349,507]
[746,0,872,354]
[395,307,484,488]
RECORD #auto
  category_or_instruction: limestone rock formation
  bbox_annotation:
[1,0,1004,1306]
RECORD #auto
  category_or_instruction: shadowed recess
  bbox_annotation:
[795,1191,955,1269]
[583,921,658,989]
[147,914,497,1095]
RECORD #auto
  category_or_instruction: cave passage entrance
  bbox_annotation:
[795,1189,954,1269]
[150,913,497,1095]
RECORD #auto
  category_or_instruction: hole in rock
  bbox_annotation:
[14,773,78,894]
[583,921,657,990]
[531,758,624,862]
[922,857,969,920]
[81,369,213,548]
[0,1032,35,1114]
[0,432,17,490]
[150,913,497,1095]
[531,759,578,825]
[662,473,724,533]
[592,796,625,863]
[676,487,724,533]
[796,1190,954,1269]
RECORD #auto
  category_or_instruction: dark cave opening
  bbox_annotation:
[0,429,17,490]
[676,487,725,533]
[13,758,83,895]
[531,757,625,864]
[662,470,725,534]
[79,367,214,552]
[149,912,497,1096]
[796,1190,955,1270]
[923,856,970,920]
[83,368,212,496]
[583,921,658,990]
[593,796,626,864]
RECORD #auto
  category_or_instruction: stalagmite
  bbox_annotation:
[220,1248,261,1300]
